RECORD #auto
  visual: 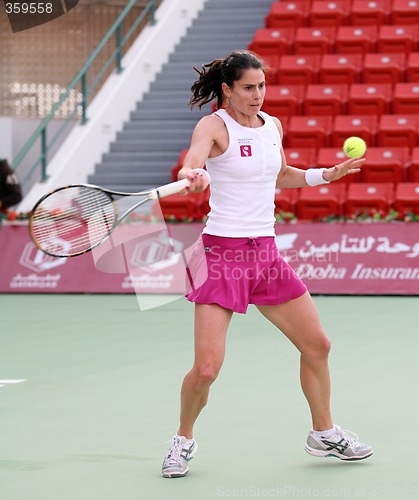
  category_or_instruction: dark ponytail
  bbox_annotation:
[189,50,265,110]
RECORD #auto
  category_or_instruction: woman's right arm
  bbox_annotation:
[178,115,220,192]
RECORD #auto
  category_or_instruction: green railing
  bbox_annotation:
[12,0,157,186]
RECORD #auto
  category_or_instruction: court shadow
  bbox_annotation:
[303,459,374,469]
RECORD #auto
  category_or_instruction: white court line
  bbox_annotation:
[0,379,26,389]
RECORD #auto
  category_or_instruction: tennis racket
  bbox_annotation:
[29,179,189,258]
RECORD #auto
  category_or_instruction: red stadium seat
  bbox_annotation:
[362,53,406,84]
[260,54,281,84]
[360,147,410,183]
[378,114,419,148]
[331,115,378,147]
[345,183,394,217]
[280,116,289,138]
[248,28,295,56]
[319,53,363,84]
[294,26,336,55]
[316,147,347,167]
[156,191,208,222]
[407,52,419,82]
[287,115,333,148]
[296,183,347,219]
[335,25,378,54]
[377,25,419,53]
[171,149,189,181]
[391,0,419,25]
[317,147,360,183]
[303,84,348,116]
[199,188,211,219]
[410,147,419,181]
[350,0,389,26]
[347,83,392,115]
[309,1,349,27]
[393,183,419,214]
[263,85,305,118]
[393,83,419,114]
[274,187,300,213]
[283,148,317,169]
[277,54,320,85]
[265,1,309,29]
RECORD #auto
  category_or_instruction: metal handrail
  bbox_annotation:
[12,0,156,186]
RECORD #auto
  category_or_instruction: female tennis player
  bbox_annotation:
[162,50,373,478]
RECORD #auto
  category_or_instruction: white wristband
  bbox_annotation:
[194,168,211,184]
[305,168,330,187]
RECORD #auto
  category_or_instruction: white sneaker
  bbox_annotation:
[305,425,373,460]
[162,435,198,478]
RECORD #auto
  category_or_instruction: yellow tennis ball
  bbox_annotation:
[343,137,367,159]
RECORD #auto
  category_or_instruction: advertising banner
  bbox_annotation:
[0,222,418,296]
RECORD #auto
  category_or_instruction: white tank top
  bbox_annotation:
[204,109,283,237]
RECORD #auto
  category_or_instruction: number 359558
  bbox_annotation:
[5,3,54,14]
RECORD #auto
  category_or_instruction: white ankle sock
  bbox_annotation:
[177,435,194,445]
[314,426,336,439]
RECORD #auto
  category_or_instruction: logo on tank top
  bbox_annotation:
[240,145,253,157]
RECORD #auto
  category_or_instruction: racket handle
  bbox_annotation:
[155,178,190,198]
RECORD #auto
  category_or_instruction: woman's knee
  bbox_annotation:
[303,330,331,361]
[192,362,222,387]
[319,333,332,354]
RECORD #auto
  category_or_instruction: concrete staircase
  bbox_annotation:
[88,0,273,192]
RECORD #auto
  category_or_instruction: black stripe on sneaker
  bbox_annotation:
[321,437,349,454]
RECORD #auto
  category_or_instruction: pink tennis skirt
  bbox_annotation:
[185,233,307,314]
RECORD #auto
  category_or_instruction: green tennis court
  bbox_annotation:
[1,294,418,500]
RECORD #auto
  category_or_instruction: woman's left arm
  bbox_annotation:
[272,117,366,188]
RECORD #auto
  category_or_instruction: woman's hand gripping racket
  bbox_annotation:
[29,179,189,258]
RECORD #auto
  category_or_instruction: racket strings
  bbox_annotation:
[30,186,117,256]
